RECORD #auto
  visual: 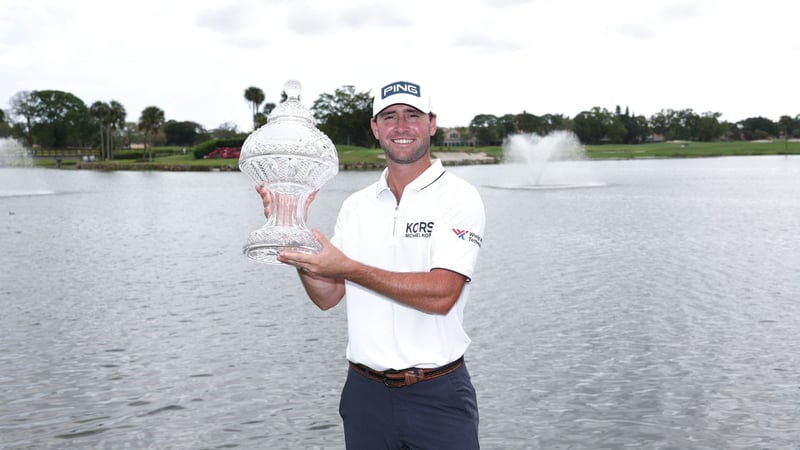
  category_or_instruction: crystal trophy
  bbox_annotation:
[238,80,339,264]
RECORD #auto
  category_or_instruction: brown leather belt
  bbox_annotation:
[349,356,464,388]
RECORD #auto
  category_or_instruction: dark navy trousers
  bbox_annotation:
[339,362,480,450]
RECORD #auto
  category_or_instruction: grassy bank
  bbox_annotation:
[585,140,800,159]
[31,139,800,171]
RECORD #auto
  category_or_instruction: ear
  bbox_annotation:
[370,117,380,139]
[429,114,437,137]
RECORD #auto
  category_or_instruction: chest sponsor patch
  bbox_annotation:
[453,228,483,247]
[405,221,434,238]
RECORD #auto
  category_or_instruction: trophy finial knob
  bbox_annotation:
[283,80,301,101]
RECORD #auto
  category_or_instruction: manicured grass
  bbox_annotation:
[159,154,239,167]
[584,140,800,159]
[31,139,800,170]
[432,145,504,160]
[336,145,385,165]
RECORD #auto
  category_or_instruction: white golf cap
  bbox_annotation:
[372,80,434,116]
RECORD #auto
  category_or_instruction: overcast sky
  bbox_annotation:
[2,0,798,132]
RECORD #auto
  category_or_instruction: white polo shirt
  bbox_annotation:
[330,159,485,370]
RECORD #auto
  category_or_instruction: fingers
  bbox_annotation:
[258,186,319,221]
[311,228,328,244]
[277,252,311,271]
[256,184,272,218]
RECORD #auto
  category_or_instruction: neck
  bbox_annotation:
[386,158,432,202]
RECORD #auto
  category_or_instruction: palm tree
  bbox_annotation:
[253,101,277,129]
[244,86,265,131]
[138,106,165,162]
[778,115,795,152]
[90,101,127,160]
[107,101,126,160]
[90,101,111,159]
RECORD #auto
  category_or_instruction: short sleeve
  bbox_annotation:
[429,181,485,281]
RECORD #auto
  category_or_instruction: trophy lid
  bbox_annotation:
[266,79,314,123]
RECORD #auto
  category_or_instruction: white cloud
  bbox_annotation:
[1,0,799,132]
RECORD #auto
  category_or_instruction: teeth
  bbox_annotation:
[393,138,413,144]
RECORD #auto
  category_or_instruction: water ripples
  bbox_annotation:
[2,159,800,448]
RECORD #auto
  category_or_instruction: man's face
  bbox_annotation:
[371,104,436,165]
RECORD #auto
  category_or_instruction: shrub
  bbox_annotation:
[193,137,247,159]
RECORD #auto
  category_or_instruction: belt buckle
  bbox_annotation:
[403,369,421,387]
[382,369,421,388]
[382,369,404,388]
[383,378,402,388]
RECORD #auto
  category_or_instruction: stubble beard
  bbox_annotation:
[383,138,430,165]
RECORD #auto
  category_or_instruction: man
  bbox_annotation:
[258,79,485,449]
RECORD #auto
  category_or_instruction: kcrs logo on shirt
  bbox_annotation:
[452,228,483,247]
[405,221,434,238]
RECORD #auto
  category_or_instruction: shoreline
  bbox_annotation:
[74,152,499,172]
[31,139,800,171]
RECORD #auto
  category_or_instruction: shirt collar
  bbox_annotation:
[376,159,445,196]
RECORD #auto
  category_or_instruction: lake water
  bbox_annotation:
[1,156,799,449]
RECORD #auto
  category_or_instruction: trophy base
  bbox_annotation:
[243,226,322,264]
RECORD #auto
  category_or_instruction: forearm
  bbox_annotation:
[279,230,465,314]
[341,260,465,315]
[297,268,345,310]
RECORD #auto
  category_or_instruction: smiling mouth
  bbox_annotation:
[392,138,414,144]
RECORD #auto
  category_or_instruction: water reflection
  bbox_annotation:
[2,157,800,449]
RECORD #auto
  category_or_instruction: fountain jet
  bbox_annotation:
[496,131,603,189]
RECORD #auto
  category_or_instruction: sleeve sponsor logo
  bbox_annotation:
[452,228,483,247]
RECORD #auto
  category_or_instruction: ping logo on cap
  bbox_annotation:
[381,81,420,100]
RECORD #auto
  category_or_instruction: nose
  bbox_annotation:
[395,113,413,129]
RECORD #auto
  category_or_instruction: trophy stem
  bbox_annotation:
[243,188,321,264]
[267,190,306,228]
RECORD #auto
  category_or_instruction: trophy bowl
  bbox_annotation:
[239,80,339,264]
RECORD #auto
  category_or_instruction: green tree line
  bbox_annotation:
[3,86,799,156]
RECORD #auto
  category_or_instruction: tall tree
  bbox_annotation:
[8,91,36,147]
[573,107,614,145]
[498,114,518,140]
[541,113,570,134]
[778,115,794,152]
[25,90,92,148]
[107,101,126,160]
[616,106,645,144]
[739,116,780,140]
[90,101,111,159]
[90,100,127,159]
[311,85,373,147]
[164,120,205,146]
[515,111,544,135]
[244,86,265,131]
[694,112,726,142]
[211,122,239,139]
[138,106,165,161]
[254,101,277,129]
[469,114,502,146]
[0,109,9,138]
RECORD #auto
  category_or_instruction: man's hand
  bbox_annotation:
[279,229,465,315]
[256,185,318,220]
[255,184,273,218]
[277,229,350,278]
